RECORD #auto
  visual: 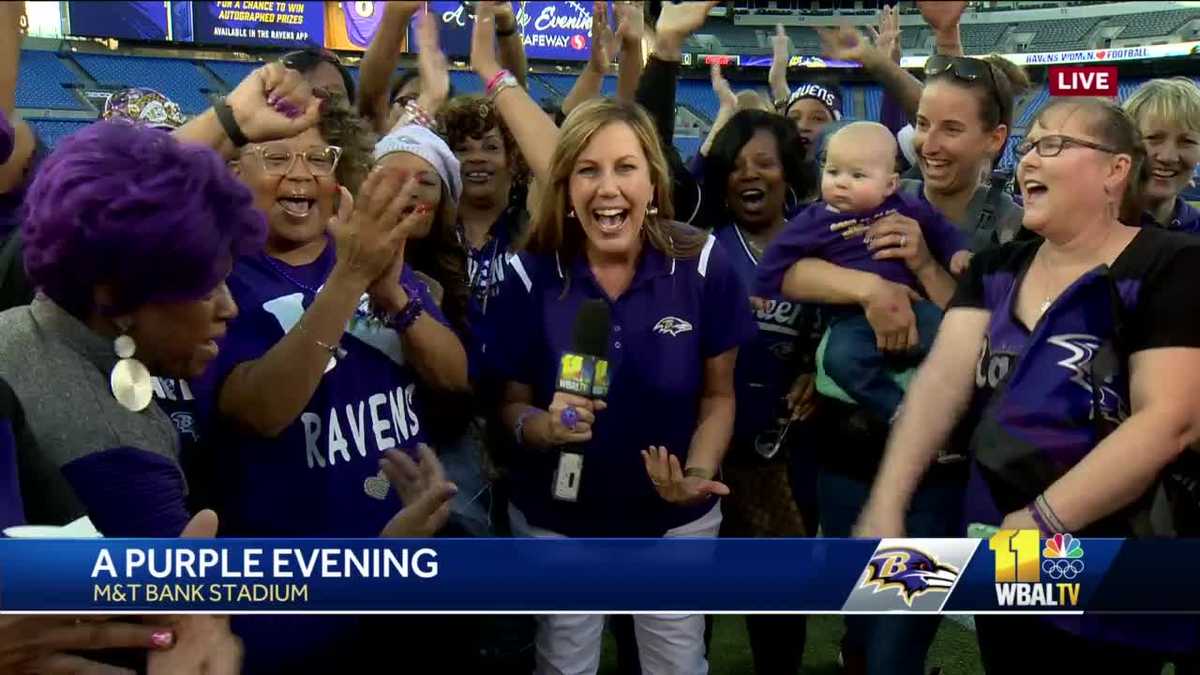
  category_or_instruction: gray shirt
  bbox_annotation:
[899,178,1024,252]
[0,295,182,526]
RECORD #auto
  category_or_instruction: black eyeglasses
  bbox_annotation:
[1015,135,1119,159]
[924,55,1007,121]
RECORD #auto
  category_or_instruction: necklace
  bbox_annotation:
[1036,248,1056,316]
[735,225,766,261]
[262,251,373,327]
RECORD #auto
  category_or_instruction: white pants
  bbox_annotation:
[508,503,723,675]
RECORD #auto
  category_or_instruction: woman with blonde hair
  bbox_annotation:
[470,8,757,667]
[1123,77,1200,233]
[489,93,756,675]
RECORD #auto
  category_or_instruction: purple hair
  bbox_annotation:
[22,121,266,318]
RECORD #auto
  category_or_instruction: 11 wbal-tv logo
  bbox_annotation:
[990,531,1083,608]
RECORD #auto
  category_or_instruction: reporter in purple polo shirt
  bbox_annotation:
[486,95,757,672]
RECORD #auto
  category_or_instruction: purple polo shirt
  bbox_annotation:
[193,241,447,538]
[1140,196,1200,235]
[488,226,758,537]
[950,228,1200,653]
[714,224,824,454]
[755,191,969,298]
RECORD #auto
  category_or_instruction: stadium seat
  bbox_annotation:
[1028,17,1101,51]
[1016,86,1050,128]
[1116,9,1200,40]
[203,60,260,91]
[673,136,702,163]
[26,119,91,148]
[71,53,214,114]
[16,51,85,111]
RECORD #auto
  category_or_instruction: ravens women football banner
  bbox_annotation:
[0,536,1177,613]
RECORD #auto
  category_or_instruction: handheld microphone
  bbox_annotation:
[556,299,611,400]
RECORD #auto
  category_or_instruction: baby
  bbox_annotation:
[756,122,970,423]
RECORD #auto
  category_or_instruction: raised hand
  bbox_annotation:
[711,63,737,111]
[328,167,412,288]
[870,4,902,64]
[225,62,322,144]
[771,23,790,62]
[816,24,883,66]
[470,2,503,82]
[918,0,967,34]
[379,446,458,538]
[415,8,450,113]
[654,0,719,60]
[366,176,437,315]
[586,0,616,73]
[656,0,718,42]
[613,1,644,49]
[641,446,730,506]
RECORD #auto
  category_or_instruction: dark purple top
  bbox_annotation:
[950,228,1200,652]
[193,241,447,538]
[487,226,758,536]
[755,191,969,298]
[715,223,824,455]
[1140,196,1200,235]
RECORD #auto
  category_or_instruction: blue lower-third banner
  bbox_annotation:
[0,535,1193,613]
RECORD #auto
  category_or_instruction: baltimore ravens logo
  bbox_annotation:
[858,547,959,606]
[1047,333,1128,424]
[653,316,694,336]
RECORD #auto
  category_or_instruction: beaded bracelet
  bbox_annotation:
[484,69,513,96]
[387,283,425,334]
[513,407,541,447]
[401,99,435,129]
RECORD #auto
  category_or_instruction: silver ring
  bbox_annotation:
[900,234,907,247]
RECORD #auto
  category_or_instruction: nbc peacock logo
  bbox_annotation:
[989,530,1082,607]
[1041,534,1085,581]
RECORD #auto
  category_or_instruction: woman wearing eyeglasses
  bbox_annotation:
[856,97,1200,672]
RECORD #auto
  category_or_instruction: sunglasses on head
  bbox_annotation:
[281,48,342,69]
[924,55,1007,121]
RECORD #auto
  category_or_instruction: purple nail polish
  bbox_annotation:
[150,630,174,648]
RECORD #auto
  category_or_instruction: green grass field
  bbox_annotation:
[597,614,985,675]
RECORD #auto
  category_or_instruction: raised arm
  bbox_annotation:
[357,1,420,135]
[172,63,321,161]
[856,307,991,536]
[919,0,966,57]
[470,3,558,183]
[817,24,923,122]
[561,0,611,116]
[489,1,528,87]
[217,173,415,438]
[700,63,737,157]
[613,1,644,103]
[768,24,791,109]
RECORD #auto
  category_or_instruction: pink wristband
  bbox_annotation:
[485,69,512,95]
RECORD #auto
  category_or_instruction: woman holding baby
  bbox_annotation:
[766,9,1030,672]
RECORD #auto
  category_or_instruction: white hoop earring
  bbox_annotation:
[110,332,153,412]
[646,204,658,217]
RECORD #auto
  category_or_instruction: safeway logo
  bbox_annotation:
[1048,66,1118,97]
